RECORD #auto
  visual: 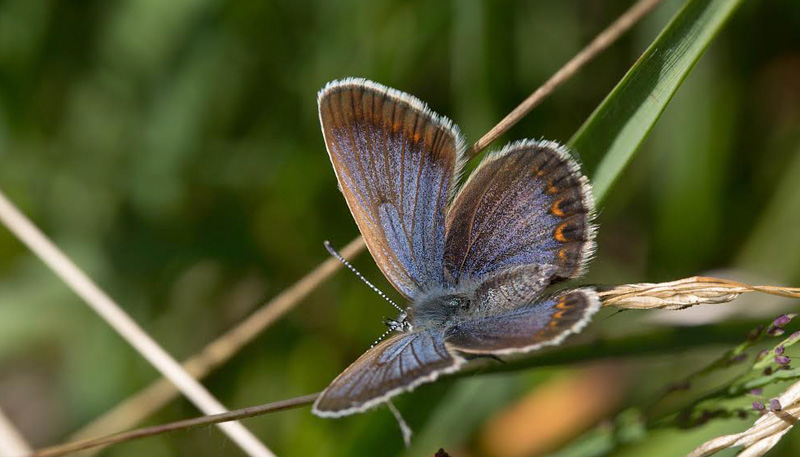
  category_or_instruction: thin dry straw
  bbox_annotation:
[69,0,668,445]
[599,276,800,310]
[0,406,31,456]
[29,394,319,457]
[0,190,274,457]
[28,275,800,457]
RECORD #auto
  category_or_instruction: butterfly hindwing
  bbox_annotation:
[443,140,595,284]
[318,79,465,298]
[469,264,558,315]
[444,288,601,355]
[313,329,463,417]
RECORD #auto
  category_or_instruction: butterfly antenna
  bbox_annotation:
[370,326,395,348]
[324,241,404,313]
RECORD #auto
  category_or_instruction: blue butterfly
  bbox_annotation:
[313,78,599,417]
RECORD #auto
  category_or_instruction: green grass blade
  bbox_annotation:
[570,0,746,204]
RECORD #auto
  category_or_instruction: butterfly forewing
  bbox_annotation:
[313,330,463,417]
[444,288,601,355]
[443,140,595,284]
[318,79,465,299]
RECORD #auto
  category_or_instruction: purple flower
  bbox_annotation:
[757,349,770,361]
[775,345,786,355]
[775,355,791,365]
[753,401,766,412]
[769,399,783,411]
[749,388,763,396]
[774,314,797,327]
[767,326,786,337]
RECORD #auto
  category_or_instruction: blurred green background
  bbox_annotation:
[0,0,799,456]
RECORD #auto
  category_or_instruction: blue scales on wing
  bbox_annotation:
[318,79,465,299]
[444,288,601,355]
[313,329,463,417]
[443,140,596,285]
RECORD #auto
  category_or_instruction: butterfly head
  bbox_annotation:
[370,308,414,348]
[384,308,414,333]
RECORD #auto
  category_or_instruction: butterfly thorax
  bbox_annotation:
[409,289,475,329]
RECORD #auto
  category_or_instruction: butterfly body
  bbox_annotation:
[412,290,472,328]
[313,78,599,417]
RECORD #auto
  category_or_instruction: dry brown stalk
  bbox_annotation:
[31,394,319,457]
[599,276,800,310]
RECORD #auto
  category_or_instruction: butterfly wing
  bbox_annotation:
[444,140,595,284]
[445,288,600,355]
[319,79,465,298]
[313,330,463,417]
[470,264,559,315]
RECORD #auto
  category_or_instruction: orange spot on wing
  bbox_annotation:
[551,198,566,217]
[413,132,421,142]
[556,299,572,309]
[392,122,401,133]
[555,223,570,243]
[558,248,568,260]
[547,180,559,194]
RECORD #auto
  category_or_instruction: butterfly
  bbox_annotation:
[313,78,599,418]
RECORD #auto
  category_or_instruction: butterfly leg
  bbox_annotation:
[387,400,413,448]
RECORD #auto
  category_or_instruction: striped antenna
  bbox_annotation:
[370,326,396,348]
[324,241,404,313]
